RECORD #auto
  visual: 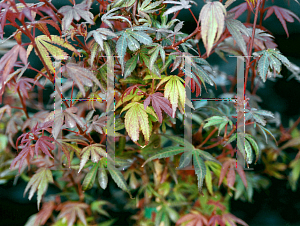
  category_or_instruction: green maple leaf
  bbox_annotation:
[156,75,186,117]
[24,168,53,210]
[121,102,158,146]
[255,48,291,82]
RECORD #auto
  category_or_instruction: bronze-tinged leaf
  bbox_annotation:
[199,1,226,56]
[226,165,236,188]
[176,211,208,226]
[0,105,11,120]
[57,201,89,226]
[34,201,55,226]
[86,115,106,134]
[222,213,249,226]
[236,161,248,188]
[218,159,231,187]
[32,20,62,39]
[64,63,105,97]
[0,45,27,100]
[162,75,186,117]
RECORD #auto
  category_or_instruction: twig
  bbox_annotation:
[244,0,261,95]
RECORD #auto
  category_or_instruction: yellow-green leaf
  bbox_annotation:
[122,102,154,145]
[24,168,53,210]
[30,35,79,73]
[199,1,226,56]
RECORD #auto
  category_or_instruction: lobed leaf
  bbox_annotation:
[24,168,53,210]
[199,1,227,56]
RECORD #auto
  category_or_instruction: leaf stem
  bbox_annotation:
[259,0,266,27]
[164,27,200,50]
[151,79,154,94]
[171,11,180,20]
[188,8,198,24]
[16,88,29,119]
[202,125,236,150]
[288,116,300,133]
[197,127,218,148]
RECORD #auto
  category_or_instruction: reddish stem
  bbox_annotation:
[188,8,198,24]
[244,0,261,95]
[197,128,218,148]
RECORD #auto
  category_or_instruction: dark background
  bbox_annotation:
[1,0,300,225]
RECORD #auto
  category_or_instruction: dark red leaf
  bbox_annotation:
[218,160,231,187]
[0,45,27,87]
[236,162,248,188]
[120,84,145,103]
[143,92,173,123]
[37,5,58,23]
[227,165,236,188]
[10,144,34,172]
[208,214,226,226]
[222,213,248,226]
[0,3,9,39]
[35,136,55,159]
[264,6,300,37]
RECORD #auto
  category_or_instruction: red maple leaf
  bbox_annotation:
[208,214,226,226]
[35,136,55,159]
[120,84,145,102]
[222,213,248,226]
[176,210,208,226]
[0,44,27,102]
[228,2,248,19]
[186,76,202,97]
[11,121,55,172]
[143,92,173,123]
[218,158,248,188]
[10,144,34,173]
[14,78,44,99]
[264,5,300,37]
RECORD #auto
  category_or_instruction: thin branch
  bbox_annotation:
[244,0,261,95]
[17,88,29,119]
[196,127,218,148]
[164,27,200,50]
[202,125,236,150]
